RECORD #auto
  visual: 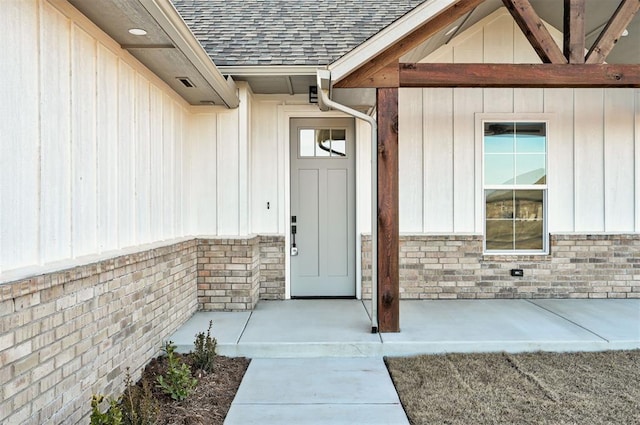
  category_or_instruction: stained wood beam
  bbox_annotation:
[563,0,586,63]
[399,63,640,88]
[346,62,400,88]
[376,88,400,333]
[334,0,484,88]
[502,0,567,64]
[586,0,640,64]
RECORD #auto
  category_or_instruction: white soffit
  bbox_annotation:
[67,0,239,108]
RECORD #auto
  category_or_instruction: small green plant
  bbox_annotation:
[90,394,123,425]
[193,320,217,373]
[121,368,159,425]
[156,340,197,401]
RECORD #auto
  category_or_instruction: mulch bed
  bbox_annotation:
[386,350,640,425]
[139,354,250,425]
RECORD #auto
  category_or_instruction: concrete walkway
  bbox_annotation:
[169,299,639,425]
[223,357,408,425]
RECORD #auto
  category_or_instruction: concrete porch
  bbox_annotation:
[170,299,640,358]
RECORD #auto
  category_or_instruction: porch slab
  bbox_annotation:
[224,357,408,425]
[170,299,640,358]
[170,311,250,354]
[375,300,637,356]
[233,300,381,357]
[529,299,640,349]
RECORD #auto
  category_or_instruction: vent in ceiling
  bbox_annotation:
[177,77,195,88]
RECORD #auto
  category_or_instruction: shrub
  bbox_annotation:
[121,368,159,425]
[156,341,197,401]
[193,320,217,373]
[90,394,123,425]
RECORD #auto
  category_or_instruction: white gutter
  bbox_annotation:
[218,65,318,77]
[317,70,379,333]
[139,0,240,108]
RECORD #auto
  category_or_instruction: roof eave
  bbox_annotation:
[139,0,239,108]
[328,0,461,84]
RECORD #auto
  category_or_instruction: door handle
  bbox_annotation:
[291,217,298,256]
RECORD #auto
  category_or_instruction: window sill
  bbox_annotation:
[482,253,551,262]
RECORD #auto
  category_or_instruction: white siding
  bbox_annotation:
[71,25,98,256]
[0,0,196,274]
[397,7,640,234]
[544,89,575,232]
[604,89,635,232]
[217,110,240,235]
[573,89,605,232]
[1,0,40,271]
[135,76,152,244]
[40,2,72,263]
[185,113,218,235]
[251,101,280,234]
[238,85,252,236]
[117,62,136,248]
[398,89,423,232]
[97,44,119,253]
[453,88,482,232]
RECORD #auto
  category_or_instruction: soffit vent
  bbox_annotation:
[177,77,195,88]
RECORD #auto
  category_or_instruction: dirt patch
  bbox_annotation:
[138,354,250,425]
[386,350,640,425]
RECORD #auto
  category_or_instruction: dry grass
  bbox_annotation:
[386,350,640,425]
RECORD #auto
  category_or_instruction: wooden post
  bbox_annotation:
[376,88,400,333]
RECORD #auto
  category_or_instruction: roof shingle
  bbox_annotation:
[172,0,425,66]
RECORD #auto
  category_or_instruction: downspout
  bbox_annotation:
[316,70,379,333]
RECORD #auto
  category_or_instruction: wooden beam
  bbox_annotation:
[586,0,640,64]
[563,0,586,63]
[502,0,567,64]
[376,88,400,333]
[342,62,399,88]
[397,63,640,88]
[334,0,484,88]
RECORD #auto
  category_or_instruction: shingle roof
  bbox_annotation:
[172,0,425,66]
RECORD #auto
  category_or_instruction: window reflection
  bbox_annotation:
[484,121,547,253]
[299,128,347,158]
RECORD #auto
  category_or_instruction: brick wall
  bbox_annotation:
[0,240,198,425]
[0,235,288,424]
[196,236,286,309]
[197,237,261,311]
[362,234,640,299]
[259,236,286,300]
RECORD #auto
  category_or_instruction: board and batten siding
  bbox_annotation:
[397,8,640,234]
[0,0,194,274]
[184,83,253,237]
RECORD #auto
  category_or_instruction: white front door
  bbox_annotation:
[290,118,356,297]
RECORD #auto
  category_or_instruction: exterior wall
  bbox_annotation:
[1,0,196,274]
[185,84,252,237]
[0,234,289,424]
[361,234,640,300]
[395,8,640,235]
[259,235,286,300]
[0,240,198,425]
[196,235,286,309]
[197,237,260,310]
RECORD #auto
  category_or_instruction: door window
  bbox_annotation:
[299,128,347,158]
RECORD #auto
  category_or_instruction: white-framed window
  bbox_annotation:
[483,121,547,254]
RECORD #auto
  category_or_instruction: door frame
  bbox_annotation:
[279,105,363,300]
